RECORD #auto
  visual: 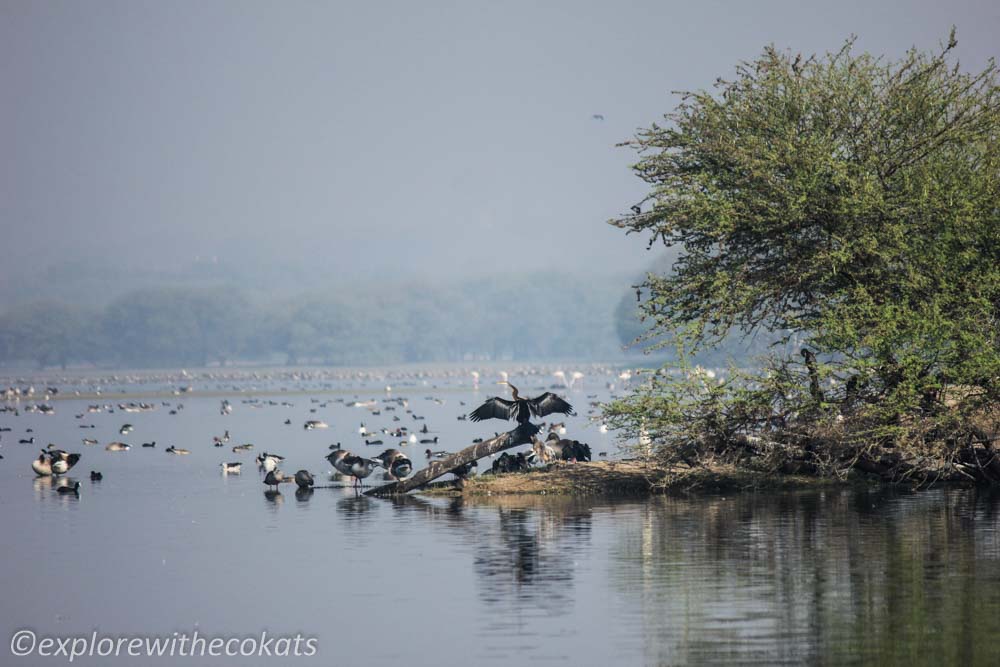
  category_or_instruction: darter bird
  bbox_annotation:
[468,381,575,434]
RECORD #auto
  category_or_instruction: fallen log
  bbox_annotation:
[365,423,538,496]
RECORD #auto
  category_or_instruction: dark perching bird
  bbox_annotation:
[450,460,478,480]
[491,452,529,474]
[469,381,575,435]
[545,433,592,462]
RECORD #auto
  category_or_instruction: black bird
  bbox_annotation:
[469,381,575,433]
[90,471,103,481]
[294,470,314,489]
[491,452,529,474]
[545,433,592,462]
[450,460,478,479]
[57,482,81,495]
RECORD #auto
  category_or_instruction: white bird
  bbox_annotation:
[256,452,284,472]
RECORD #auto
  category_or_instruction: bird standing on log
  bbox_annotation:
[468,381,575,435]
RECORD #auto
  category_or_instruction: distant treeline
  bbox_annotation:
[0,275,631,369]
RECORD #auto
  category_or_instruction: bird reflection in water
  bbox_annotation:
[337,494,374,519]
[263,489,283,507]
[295,487,314,503]
[471,503,593,615]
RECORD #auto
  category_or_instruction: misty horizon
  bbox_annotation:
[4,0,998,308]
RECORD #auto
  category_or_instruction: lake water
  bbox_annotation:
[2,365,1000,665]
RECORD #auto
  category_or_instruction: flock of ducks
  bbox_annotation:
[2,367,624,498]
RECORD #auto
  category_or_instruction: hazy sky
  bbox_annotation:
[2,0,998,287]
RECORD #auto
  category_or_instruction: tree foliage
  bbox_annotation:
[0,274,625,369]
[607,33,1000,483]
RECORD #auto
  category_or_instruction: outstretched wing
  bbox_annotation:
[469,397,517,422]
[528,393,575,418]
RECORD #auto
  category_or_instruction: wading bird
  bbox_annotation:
[330,452,380,489]
[294,470,314,489]
[469,381,575,434]
[263,470,293,491]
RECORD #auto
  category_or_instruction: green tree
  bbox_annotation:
[606,33,1000,482]
[0,301,102,369]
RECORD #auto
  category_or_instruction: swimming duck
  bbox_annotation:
[425,449,449,460]
[232,444,253,453]
[90,471,103,481]
[105,442,131,452]
[19,437,34,444]
[142,441,156,448]
[165,446,190,455]
[119,424,133,435]
[41,449,81,475]
[57,481,81,495]
[32,453,52,476]
[419,436,439,444]
[82,438,98,446]
[221,462,242,474]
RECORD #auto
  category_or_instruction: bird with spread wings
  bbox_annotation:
[468,381,575,434]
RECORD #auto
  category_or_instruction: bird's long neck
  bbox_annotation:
[507,383,520,400]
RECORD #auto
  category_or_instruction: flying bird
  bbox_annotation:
[592,114,605,121]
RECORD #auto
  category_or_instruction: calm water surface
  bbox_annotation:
[2,367,999,665]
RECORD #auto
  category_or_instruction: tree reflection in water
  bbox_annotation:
[608,488,1000,666]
